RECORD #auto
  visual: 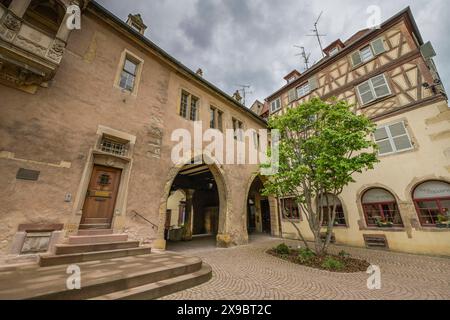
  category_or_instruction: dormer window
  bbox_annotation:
[329,47,339,56]
[126,13,147,35]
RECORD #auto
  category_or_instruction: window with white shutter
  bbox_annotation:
[351,37,385,67]
[357,74,391,105]
[296,82,311,98]
[288,88,297,103]
[308,76,318,91]
[371,38,386,55]
[374,121,413,155]
[270,98,281,113]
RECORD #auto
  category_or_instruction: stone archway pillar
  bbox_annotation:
[182,189,194,241]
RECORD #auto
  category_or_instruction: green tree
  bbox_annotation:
[263,98,378,255]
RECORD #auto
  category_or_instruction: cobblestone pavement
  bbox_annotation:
[161,235,450,300]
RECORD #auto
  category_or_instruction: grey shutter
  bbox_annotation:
[308,76,318,91]
[351,51,362,67]
[420,41,436,59]
[357,82,374,105]
[288,88,297,103]
[371,38,386,55]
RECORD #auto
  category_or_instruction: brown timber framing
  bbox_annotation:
[321,49,421,101]
[266,7,424,101]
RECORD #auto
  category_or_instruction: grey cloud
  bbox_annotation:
[97,0,450,104]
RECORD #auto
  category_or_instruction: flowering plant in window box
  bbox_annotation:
[436,215,450,229]
[375,218,394,228]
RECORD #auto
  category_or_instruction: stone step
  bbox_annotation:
[77,229,114,236]
[67,234,128,245]
[55,241,140,255]
[92,264,212,300]
[29,255,203,300]
[39,247,152,267]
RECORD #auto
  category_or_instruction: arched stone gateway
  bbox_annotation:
[153,154,234,250]
[243,174,280,239]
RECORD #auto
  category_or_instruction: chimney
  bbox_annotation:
[196,68,203,77]
[126,13,147,35]
[232,90,242,104]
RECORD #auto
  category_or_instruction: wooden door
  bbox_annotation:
[80,165,122,230]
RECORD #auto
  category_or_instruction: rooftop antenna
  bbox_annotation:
[294,45,311,71]
[307,11,326,58]
[235,84,253,107]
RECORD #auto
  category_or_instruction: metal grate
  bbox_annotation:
[100,138,128,156]
[363,234,389,249]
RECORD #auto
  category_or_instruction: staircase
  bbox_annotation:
[0,230,212,300]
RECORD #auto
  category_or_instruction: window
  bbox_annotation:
[180,91,189,118]
[362,188,404,227]
[357,74,391,105]
[232,118,243,141]
[210,107,216,129]
[119,58,138,91]
[179,90,199,121]
[209,107,223,131]
[253,131,260,149]
[190,96,199,121]
[217,110,223,132]
[280,198,301,220]
[374,121,413,155]
[270,98,281,113]
[100,137,128,156]
[319,194,347,226]
[296,82,311,98]
[351,37,386,67]
[413,181,450,227]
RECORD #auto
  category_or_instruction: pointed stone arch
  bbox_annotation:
[153,153,232,250]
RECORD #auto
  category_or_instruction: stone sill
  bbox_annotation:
[360,227,406,232]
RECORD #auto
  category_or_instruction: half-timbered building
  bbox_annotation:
[266,7,450,256]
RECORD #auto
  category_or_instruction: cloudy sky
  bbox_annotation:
[98,0,449,107]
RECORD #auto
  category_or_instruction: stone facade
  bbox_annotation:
[0,1,277,256]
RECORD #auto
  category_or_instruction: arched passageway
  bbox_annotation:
[246,176,272,236]
[161,160,227,250]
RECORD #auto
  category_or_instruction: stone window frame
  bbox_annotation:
[114,49,144,97]
[407,177,450,232]
[361,188,405,228]
[70,126,136,234]
[318,193,349,228]
[356,184,407,232]
[279,197,302,222]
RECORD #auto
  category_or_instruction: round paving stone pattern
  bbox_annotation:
[161,235,450,300]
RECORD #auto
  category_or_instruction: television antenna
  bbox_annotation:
[307,11,326,58]
[235,84,253,107]
[294,45,311,70]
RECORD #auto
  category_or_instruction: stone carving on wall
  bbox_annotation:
[46,39,66,63]
[0,14,20,41]
[4,13,20,32]
[147,121,164,159]
[14,35,48,56]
